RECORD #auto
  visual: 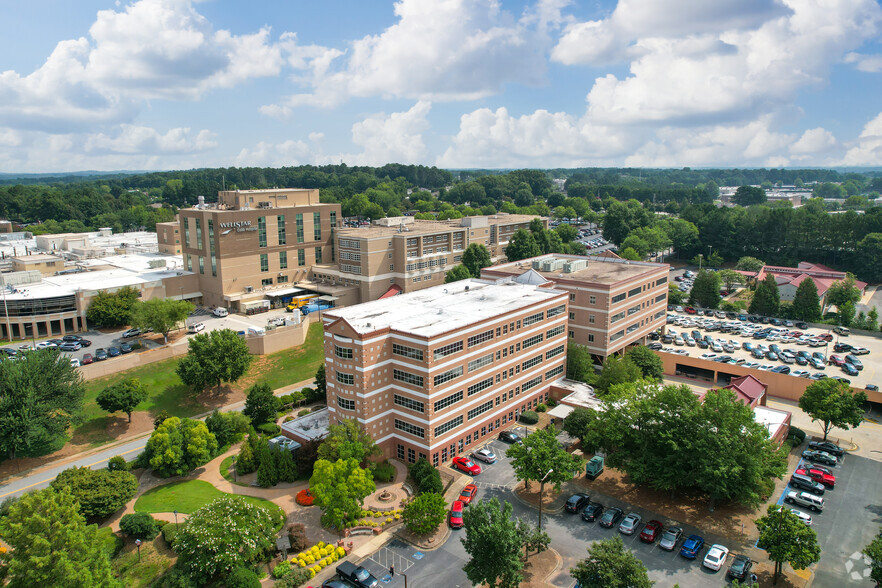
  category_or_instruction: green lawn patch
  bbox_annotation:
[248,321,324,390]
[111,536,175,588]
[134,480,285,529]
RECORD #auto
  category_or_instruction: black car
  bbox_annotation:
[697,340,709,349]
[648,332,660,341]
[79,338,92,347]
[95,348,108,361]
[790,474,825,496]
[727,554,753,580]
[647,342,663,350]
[834,343,853,353]
[808,441,844,457]
[565,493,591,513]
[498,430,522,444]
[581,502,604,522]
[62,335,81,342]
[795,321,808,329]
[120,342,133,354]
[598,506,624,529]
[108,346,121,357]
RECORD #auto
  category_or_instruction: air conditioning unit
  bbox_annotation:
[244,286,253,293]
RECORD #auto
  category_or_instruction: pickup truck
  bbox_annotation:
[336,561,379,588]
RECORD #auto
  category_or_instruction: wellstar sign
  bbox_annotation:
[220,220,257,235]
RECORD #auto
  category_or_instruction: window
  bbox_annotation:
[261,278,273,286]
[394,394,425,413]
[433,391,463,412]
[627,304,642,316]
[468,401,494,420]
[260,254,268,272]
[296,213,304,243]
[395,419,425,438]
[569,293,575,301]
[545,365,564,379]
[468,353,494,372]
[208,220,216,276]
[330,211,337,228]
[298,249,306,267]
[407,448,416,463]
[628,286,642,297]
[278,275,288,283]
[393,369,424,387]
[654,309,665,320]
[522,334,543,349]
[611,311,625,323]
[195,218,203,248]
[627,322,640,334]
[433,453,439,467]
[468,330,494,347]
[523,376,542,390]
[655,293,666,303]
[314,212,321,241]
[547,304,566,318]
[336,372,354,385]
[434,341,463,359]
[656,277,667,286]
[588,334,595,342]
[184,219,191,248]
[315,247,323,264]
[433,366,463,386]
[569,312,575,320]
[279,251,288,269]
[610,329,625,342]
[467,378,494,396]
[277,215,286,245]
[339,239,361,249]
[337,397,355,410]
[210,254,217,277]
[198,256,204,274]
[589,295,596,304]
[340,252,361,261]
[523,311,544,326]
[612,292,626,303]
[545,345,565,360]
[334,345,353,359]
[257,216,266,247]
[522,355,543,370]
[434,416,463,437]
[569,330,574,338]
[589,314,595,323]
[393,344,424,361]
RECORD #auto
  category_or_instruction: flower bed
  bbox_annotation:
[287,541,347,579]
[295,489,314,506]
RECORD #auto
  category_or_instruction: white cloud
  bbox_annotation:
[345,101,432,165]
[790,127,837,155]
[838,112,882,166]
[84,125,217,154]
[0,128,23,147]
[235,139,316,168]
[844,51,882,72]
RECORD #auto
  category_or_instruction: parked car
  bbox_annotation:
[335,561,379,588]
[458,484,478,506]
[121,328,141,338]
[834,342,853,353]
[472,448,497,464]
[451,456,481,475]
[120,342,133,354]
[188,322,206,334]
[581,502,604,522]
[727,554,753,581]
[790,474,825,495]
[785,491,824,512]
[82,353,93,365]
[448,501,464,529]
[79,338,92,347]
[497,430,522,444]
[703,544,729,571]
[69,358,80,368]
[59,342,81,352]
[808,441,844,457]
[95,348,108,361]
[680,535,705,559]
[598,506,624,529]
[829,354,846,367]
[802,450,838,466]
[618,513,642,535]
[790,509,813,526]
[845,354,863,370]
[639,520,664,543]
[851,345,870,355]
[107,346,121,357]
[658,526,683,551]
[843,363,859,377]
[565,493,591,514]
[62,335,81,342]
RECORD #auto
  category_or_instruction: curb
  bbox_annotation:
[393,525,452,552]
[510,483,567,515]
[544,547,564,585]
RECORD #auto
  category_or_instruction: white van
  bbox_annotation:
[212,307,228,317]
[247,326,265,337]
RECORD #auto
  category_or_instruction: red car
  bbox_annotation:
[639,520,664,543]
[829,355,845,367]
[795,467,835,488]
[684,307,697,314]
[452,456,482,476]
[817,333,834,342]
[459,483,478,506]
[82,353,93,365]
[449,501,464,528]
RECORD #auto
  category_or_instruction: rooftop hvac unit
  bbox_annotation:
[541,259,565,272]
[563,260,588,273]
[245,285,253,293]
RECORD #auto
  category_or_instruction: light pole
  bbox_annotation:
[538,469,553,531]
[708,245,713,268]
[135,539,142,562]
[698,254,703,272]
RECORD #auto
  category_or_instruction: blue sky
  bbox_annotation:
[1,0,882,173]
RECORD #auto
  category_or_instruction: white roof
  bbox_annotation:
[323,278,565,337]
[753,405,791,439]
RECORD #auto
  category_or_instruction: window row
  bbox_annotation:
[433,366,463,387]
[433,391,463,412]
[467,400,494,420]
[433,341,462,360]
[393,369,424,388]
[545,345,565,360]
[393,343,424,361]
[468,353,494,372]
[434,416,463,437]
[547,325,565,339]
[522,334,543,349]
[395,419,424,439]
[394,394,425,413]
[522,354,543,370]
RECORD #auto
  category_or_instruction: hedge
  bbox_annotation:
[519,410,539,424]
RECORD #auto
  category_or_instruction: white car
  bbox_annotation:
[674,336,684,346]
[685,337,695,347]
[701,353,718,359]
[703,544,729,571]
[790,509,813,525]
[187,322,205,334]
[792,370,810,378]
[69,358,80,368]
[711,343,723,353]
[36,341,57,349]
[675,306,684,312]
[472,448,497,464]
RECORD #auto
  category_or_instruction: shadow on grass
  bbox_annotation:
[149,383,206,418]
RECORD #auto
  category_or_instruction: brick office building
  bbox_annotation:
[321,277,569,466]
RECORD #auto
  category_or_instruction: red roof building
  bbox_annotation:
[749,262,866,309]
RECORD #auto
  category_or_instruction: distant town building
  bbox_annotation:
[740,261,867,308]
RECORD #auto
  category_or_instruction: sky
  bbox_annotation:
[1,0,882,173]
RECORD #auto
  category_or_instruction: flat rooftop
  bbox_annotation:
[337,214,537,239]
[485,254,668,286]
[280,408,330,442]
[323,278,565,337]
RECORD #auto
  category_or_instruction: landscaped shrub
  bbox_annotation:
[409,458,442,495]
[536,403,547,413]
[546,399,557,407]
[274,567,311,587]
[257,422,281,436]
[157,566,196,588]
[50,466,138,519]
[295,489,315,506]
[788,426,806,444]
[284,416,295,422]
[311,405,324,413]
[287,522,308,552]
[519,410,539,425]
[119,512,161,540]
[107,455,129,472]
[372,460,396,483]
[161,522,181,547]
[298,409,311,417]
[236,438,257,475]
[226,567,260,588]
[273,560,292,579]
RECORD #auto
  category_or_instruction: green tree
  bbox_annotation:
[119,512,161,540]
[409,458,443,494]
[756,505,821,585]
[868,307,879,331]
[505,228,542,261]
[243,382,276,427]
[570,535,653,588]
[620,247,642,261]
[688,270,722,309]
[445,264,473,283]
[143,417,218,477]
[309,458,376,529]
[51,466,138,519]
[236,437,256,475]
[839,300,856,327]
[505,427,582,493]
[791,278,822,322]
[204,409,249,448]
[316,419,380,466]
[462,243,492,277]
[0,348,85,459]
[402,492,447,534]
[826,273,862,310]
[566,344,594,383]
[0,486,117,587]
[735,256,766,272]
[176,329,253,394]
[733,185,767,206]
[131,298,194,343]
[718,269,742,292]
[596,355,642,396]
[667,283,687,305]
[562,407,601,449]
[461,497,526,588]
[85,286,140,327]
[862,530,882,586]
[624,346,663,380]
[175,497,275,585]
[749,273,780,316]
[798,379,868,440]
[314,364,326,402]
[276,448,296,483]
[256,444,279,488]
[96,378,148,423]
[857,233,882,281]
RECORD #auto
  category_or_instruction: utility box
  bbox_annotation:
[586,455,604,480]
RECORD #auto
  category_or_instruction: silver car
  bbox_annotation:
[658,526,682,551]
[472,448,497,464]
[618,513,642,535]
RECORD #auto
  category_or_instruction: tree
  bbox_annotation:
[624,346,663,380]
[735,256,765,272]
[85,286,140,327]
[839,300,856,327]
[562,407,601,449]
[596,355,642,396]
[733,185,767,206]
[309,458,375,529]
[409,458,443,494]
[667,283,687,305]
[868,307,879,331]
[620,247,642,261]
[462,243,491,277]
[143,417,218,477]
[566,344,594,383]
[505,427,582,493]
[570,535,653,588]
[749,273,780,316]
[505,229,542,261]
[756,505,821,585]
[826,273,862,310]
[175,497,275,585]
[688,270,722,309]
[50,466,137,519]
[791,278,822,322]
[314,364,326,402]
[276,447,296,483]
[0,486,117,587]
[857,233,882,282]
[131,298,193,343]
[718,269,742,292]
[402,492,447,535]
[243,382,277,427]
[205,409,249,448]
[176,329,253,393]
[445,264,473,283]
[862,530,882,586]
[316,419,380,466]
[119,512,161,540]
[256,444,279,488]
[236,436,257,474]
[96,378,148,423]
[461,497,526,588]
[0,348,85,459]
[798,379,868,440]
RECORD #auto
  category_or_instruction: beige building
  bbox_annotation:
[321,277,569,465]
[482,253,669,363]
[11,254,65,276]
[156,219,182,255]
[310,214,543,303]
[175,189,341,312]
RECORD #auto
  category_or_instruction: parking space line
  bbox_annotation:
[368,547,415,574]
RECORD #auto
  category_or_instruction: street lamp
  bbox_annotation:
[135,539,142,562]
[538,469,554,531]
[698,254,704,272]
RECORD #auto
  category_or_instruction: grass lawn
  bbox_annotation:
[134,480,285,528]
[111,535,175,588]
